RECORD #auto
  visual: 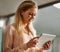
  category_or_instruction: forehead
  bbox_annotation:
[26,7,38,14]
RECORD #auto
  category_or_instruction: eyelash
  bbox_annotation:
[29,13,36,16]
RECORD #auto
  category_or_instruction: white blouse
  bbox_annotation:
[3,24,39,52]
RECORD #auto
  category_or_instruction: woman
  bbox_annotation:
[3,0,51,52]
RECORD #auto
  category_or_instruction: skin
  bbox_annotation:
[21,7,37,26]
[21,7,51,51]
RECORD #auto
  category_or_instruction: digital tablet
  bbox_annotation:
[36,33,56,48]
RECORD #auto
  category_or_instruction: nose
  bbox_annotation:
[31,15,35,19]
[29,16,34,21]
[29,14,36,21]
[32,15,35,20]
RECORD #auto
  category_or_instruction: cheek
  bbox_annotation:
[24,16,29,22]
[28,17,32,21]
[26,15,31,20]
[23,14,28,20]
[23,14,32,22]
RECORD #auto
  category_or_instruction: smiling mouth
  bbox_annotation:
[28,19,34,23]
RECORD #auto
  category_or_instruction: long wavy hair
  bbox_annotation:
[14,0,38,36]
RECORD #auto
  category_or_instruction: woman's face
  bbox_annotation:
[21,7,37,25]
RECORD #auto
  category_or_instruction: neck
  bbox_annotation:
[24,23,30,28]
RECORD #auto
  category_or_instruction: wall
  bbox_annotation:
[52,37,60,52]
[0,28,3,52]
[33,6,60,52]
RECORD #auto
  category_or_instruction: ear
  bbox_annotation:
[20,11,25,18]
[21,12,23,16]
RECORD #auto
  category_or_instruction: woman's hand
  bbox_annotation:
[26,37,39,48]
[42,40,51,50]
[38,40,51,52]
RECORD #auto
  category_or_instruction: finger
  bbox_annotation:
[32,40,37,45]
[48,40,51,43]
[43,43,50,50]
[33,38,39,43]
[46,43,50,49]
[32,44,36,47]
[46,42,51,49]
[43,44,48,50]
[44,45,49,50]
[47,41,51,46]
[32,37,39,40]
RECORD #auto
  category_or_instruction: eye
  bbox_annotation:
[29,13,36,17]
[33,14,36,16]
[28,13,32,17]
[29,13,32,16]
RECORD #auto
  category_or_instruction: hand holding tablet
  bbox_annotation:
[36,33,56,48]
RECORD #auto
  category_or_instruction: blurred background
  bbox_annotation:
[0,0,60,52]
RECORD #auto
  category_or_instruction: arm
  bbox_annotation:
[24,37,44,52]
[3,25,27,52]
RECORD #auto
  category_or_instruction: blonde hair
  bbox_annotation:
[14,0,37,36]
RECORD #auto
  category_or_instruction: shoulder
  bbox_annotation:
[3,24,16,34]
